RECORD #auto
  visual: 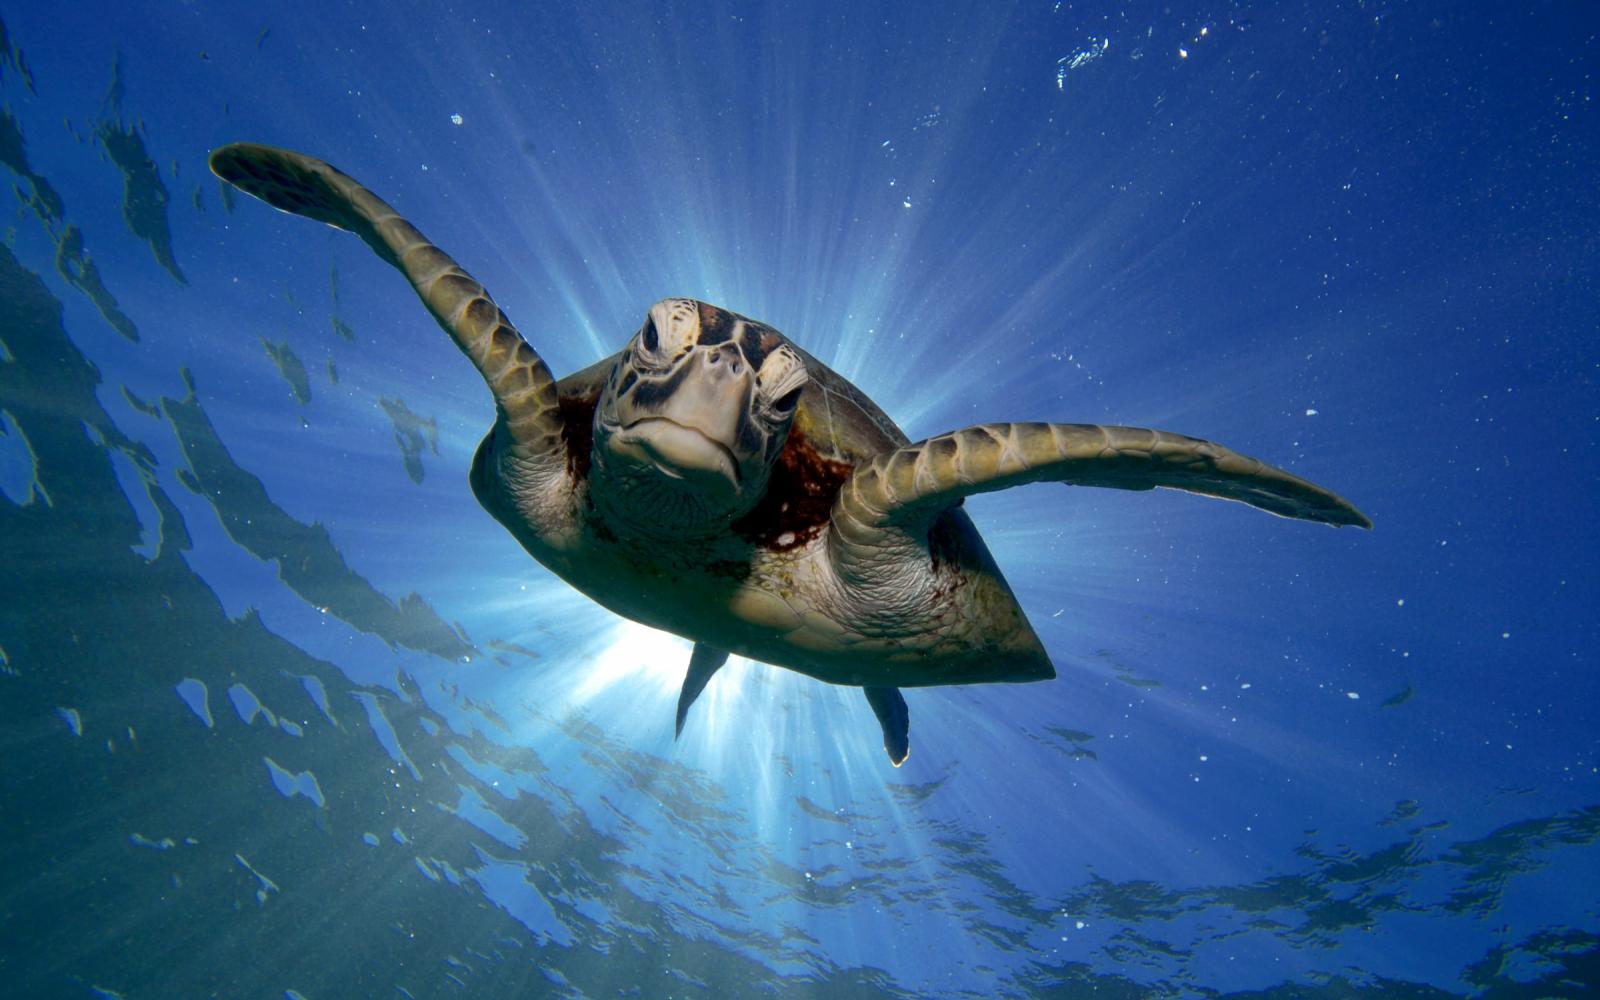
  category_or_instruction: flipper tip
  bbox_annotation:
[1328,505,1373,530]
[207,142,269,183]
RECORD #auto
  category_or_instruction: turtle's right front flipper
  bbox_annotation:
[833,421,1371,546]
[209,143,564,467]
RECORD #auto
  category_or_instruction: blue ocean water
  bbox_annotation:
[1,2,1595,997]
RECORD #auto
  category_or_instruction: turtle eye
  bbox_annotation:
[757,344,808,417]
[640,318,659,354]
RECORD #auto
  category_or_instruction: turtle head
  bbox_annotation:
[591,298,809,534]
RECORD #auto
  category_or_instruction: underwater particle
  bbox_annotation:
[450,113,464,126]
[362,832,380,846]
[1346,691,1360,700]
[175,677,213,727]
[56,706,83,735]
[1305,408,1318,416]
[1056,37,1109,89]
[129,832,176,850]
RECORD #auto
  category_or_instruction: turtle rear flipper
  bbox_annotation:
[674,643,730,738]
[208,143,565,466]
[675,644,911,766]
[864,686,910,766]
[831,422,1369,578]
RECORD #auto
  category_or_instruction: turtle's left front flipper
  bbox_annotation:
[208,143,565,469]
[832,422,1371,551]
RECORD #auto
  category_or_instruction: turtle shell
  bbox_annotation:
[785,344,909,459]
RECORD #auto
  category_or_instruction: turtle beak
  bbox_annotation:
[623,420,741,497]
[656,343,750,448]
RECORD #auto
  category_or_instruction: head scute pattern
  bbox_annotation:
[588,298,811,537]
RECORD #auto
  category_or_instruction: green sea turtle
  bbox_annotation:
[209,143,1370,766]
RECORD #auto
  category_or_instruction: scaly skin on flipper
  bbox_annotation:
[207,143,566,469]
[832,421,1370,574]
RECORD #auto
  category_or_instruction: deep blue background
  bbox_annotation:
[1,2,1595,996]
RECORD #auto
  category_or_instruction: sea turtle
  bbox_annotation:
[210,143,1370,766]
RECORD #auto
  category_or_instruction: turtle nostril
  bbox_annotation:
[707,344,744,375]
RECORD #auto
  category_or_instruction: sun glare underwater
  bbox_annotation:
[1,2,1597,998]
